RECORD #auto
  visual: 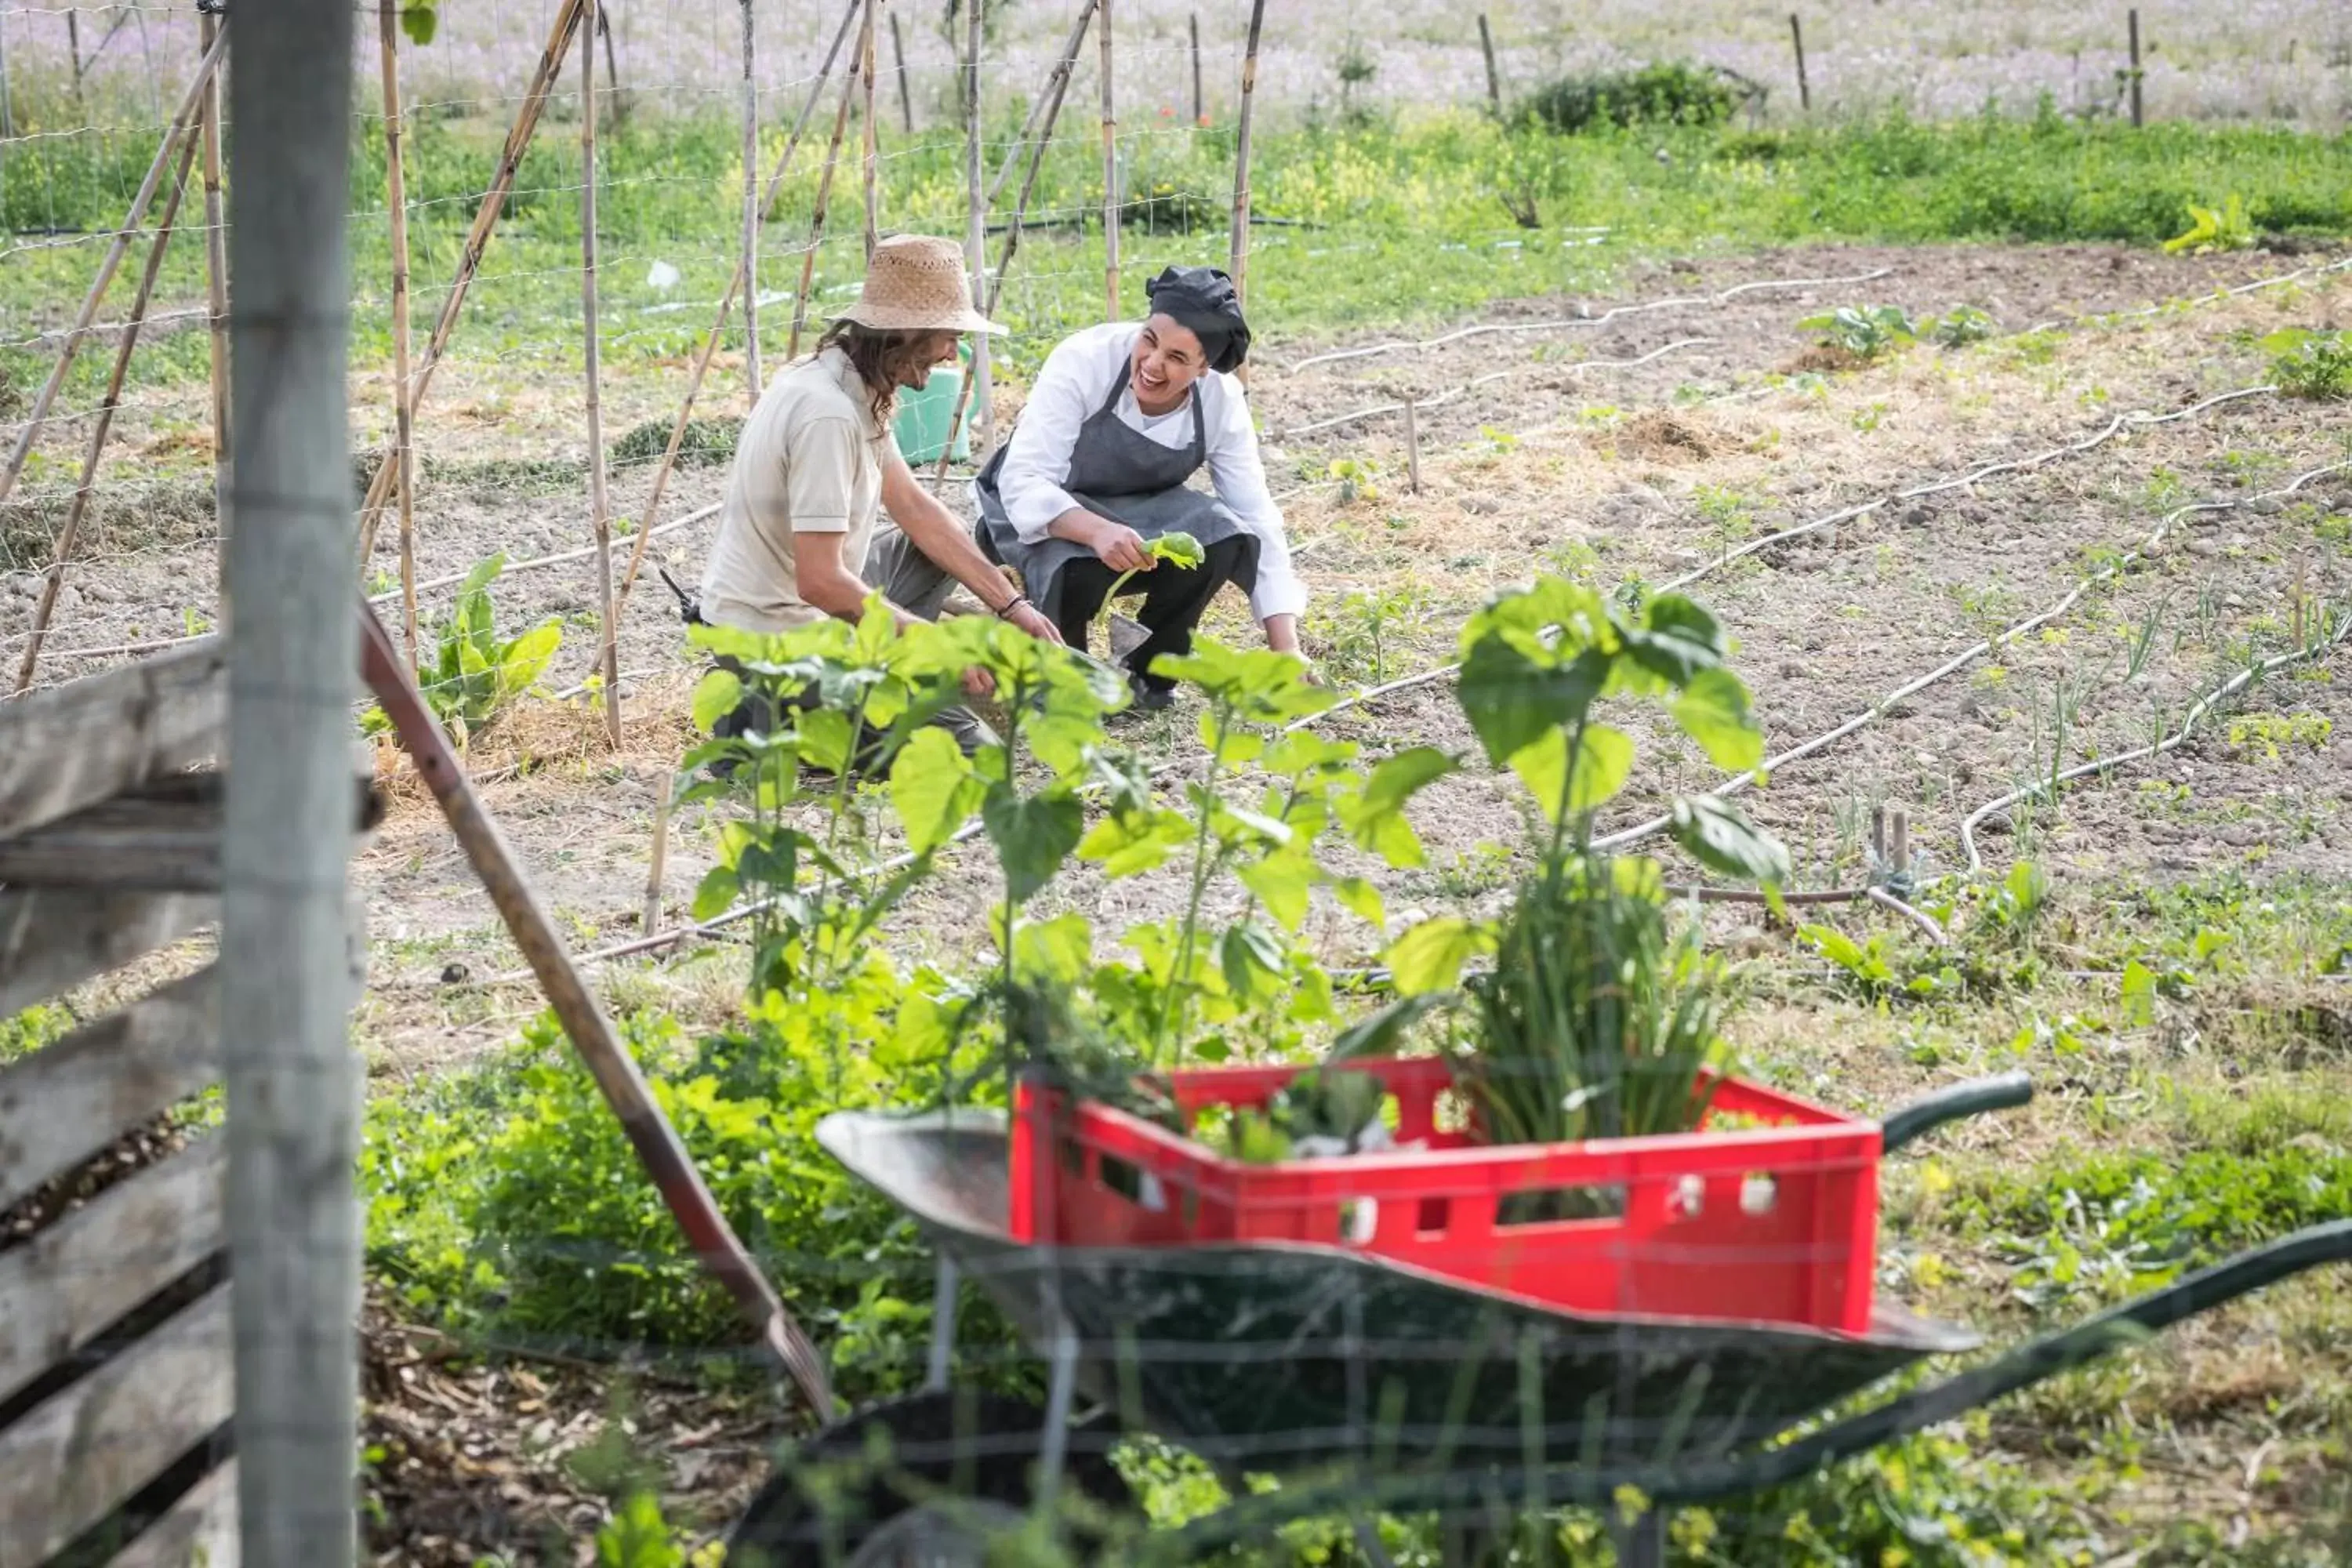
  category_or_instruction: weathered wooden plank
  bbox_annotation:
[0,639,225,843]
[0,966,217,1213]
[0,888,215,1019]
[0,774,382,894]
[0,1283,233,1568]
[0,1138,223,1409]
[107,1460,238,1568]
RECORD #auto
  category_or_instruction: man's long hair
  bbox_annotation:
[816,320,941,430]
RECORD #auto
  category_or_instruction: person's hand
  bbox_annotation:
[1004,600,1065,645]
[961,666,997,699]
[1084,514,1155,574]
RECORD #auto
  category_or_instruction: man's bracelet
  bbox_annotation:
[995,595,1033,621]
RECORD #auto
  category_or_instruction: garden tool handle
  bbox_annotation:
[1879,1070,2032,1155]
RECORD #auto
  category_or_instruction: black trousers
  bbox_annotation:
[1051,535,1250,691]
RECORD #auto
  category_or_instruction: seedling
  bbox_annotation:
[2259,329,2352,401]
[1797,304,1918,361]
[361,553,561,746]
[2161,193,2256,256]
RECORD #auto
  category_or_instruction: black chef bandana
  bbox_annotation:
[1143,265,1251,375]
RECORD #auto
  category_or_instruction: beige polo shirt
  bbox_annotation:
[699,346,898,633]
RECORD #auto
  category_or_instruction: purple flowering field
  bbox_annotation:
[1,0,2346,147]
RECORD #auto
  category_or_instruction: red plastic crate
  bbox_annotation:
[1008,1057,1883,1334]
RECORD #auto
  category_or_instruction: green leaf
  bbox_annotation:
[2120,960,2158,1027]
[1456,638,1610,767]
[1329,993,1449,1061]
[1219,921,1286,1003]
[1622,593,1728,687]
[888,728,982,855]
[1338,749,1454,869]
[497,619,563,697]
[1236,847,1315,933]
[1076,807,1191,879]
[1331,876,1386,929]
[1149,531,1206,568]
[1672,667,1763,771]
[399,1,438,45]
[1669,796,1790,885]
[797,708,855,773]
[1385,916,1489,996]
[1013,912,1094,986]
[1510,723,1635,821]
[691,865,740,923]
[691,670,744,734]
[982,789,1084,906]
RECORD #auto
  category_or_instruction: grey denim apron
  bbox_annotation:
[975,355,1259,626]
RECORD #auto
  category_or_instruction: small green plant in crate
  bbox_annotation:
[1381,576,1790,1152]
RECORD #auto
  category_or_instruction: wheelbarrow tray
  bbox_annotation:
[817,1108,1976,1472]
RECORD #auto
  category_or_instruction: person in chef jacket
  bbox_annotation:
[974,264,1308,709]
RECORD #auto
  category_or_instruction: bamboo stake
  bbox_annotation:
[14,128,201,694]
[984,0,1094,212]
[1098,0,1117,321]
[197,6,230,622]
[581,0,620,747]
[1403,397,1421,494]
[739,0,760,399]
[613,0,863,612]
[963,0,989,458]
[379,0,421,671]
[790,26,863,359]
[2127,9,2143,127]
[889,6,913,132]
[1789,13,1810,114]
[860,0,881,256]
[1229,0,1267,306]
[357,0,590,563]
[927,26,1087,482]
[0,25,227,507]
[598,0,622,112]
[1477,14,1502,117]
[1189,12,1202,124]
[66,9,84,110]
[642,771,672,935]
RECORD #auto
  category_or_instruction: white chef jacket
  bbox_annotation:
[986,321,1308,622]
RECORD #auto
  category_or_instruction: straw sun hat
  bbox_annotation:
[833,234,1007,335]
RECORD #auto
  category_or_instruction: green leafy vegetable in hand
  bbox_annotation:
[1095,531,1207,629]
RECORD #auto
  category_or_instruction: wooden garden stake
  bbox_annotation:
[613,0,862,611]
[379,0,421,670]
[984,0,1095,212]
[2127,10,2143,126]
[66,9,84,109]
[0,26,227,508]
[197,7,230,575]
[927,13,1089,481]
[642,771,673,936]
[599,1,622,113]
[1403,398,1422,494]
[15,129,201,695]
[860,0,881,257]
[890,6,913,132]
[358,0,591,564]
[740,0,761,399]
[1229,0,1267,305]
[790,24,864,359]
[1098,0,1119,321]
[963,0,991,456]
[581,0,622,746]
[1888,804,1911,880]
[1477,14,1501,117]
[1189,11,1202,124]
[1789,13,1810,113]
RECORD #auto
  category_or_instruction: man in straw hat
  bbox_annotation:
[693,234,1064,752]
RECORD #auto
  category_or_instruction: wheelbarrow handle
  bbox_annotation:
[1878,1070,2032,1155]
[1149,1219,2352,1563]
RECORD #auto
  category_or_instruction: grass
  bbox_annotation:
[4,106,2350,431]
